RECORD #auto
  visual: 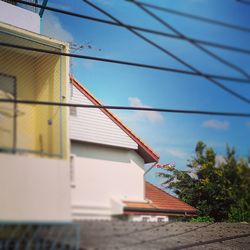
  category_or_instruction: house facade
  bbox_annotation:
[69,77,197,221]
[0,1,71,222]
[0,0,197,223]
[69,76,159,220]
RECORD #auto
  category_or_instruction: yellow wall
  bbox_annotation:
[34,53,61,157]
[0,47,36,151]
[0,46,69,158]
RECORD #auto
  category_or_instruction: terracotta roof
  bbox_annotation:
[124,211,195,217]
[70,75,159,163]
[124,182,198,216]
[124,201,155,209]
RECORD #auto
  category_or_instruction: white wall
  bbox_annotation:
[0,1,40,33]
[0,153,71,222]
[130,215,169,223]
[69,84,138,150]
[71,141,145,220]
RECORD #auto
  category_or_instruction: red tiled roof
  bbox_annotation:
[124,211,195,217]
[124,182,198,216]
[145,182,197,212]
[70,75,159,163]
[124,201,155,209]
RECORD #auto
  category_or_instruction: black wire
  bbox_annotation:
[127,0,250,33]
[15,0,250,56]
[83,0,250,105]
[132,2,250,80]
[0,98,249,117]
[1,42,250,84]
[237,0,250,5]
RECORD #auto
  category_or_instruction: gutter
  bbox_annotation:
[124,207,198,215]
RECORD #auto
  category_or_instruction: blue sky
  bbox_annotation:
[41,0,250,187]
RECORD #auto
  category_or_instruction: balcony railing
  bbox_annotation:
[1,0,39,13]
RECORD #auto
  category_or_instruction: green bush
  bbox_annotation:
[190,216,214,223]
[228,207,250,222]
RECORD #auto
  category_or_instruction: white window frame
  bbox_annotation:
[70,154,76,188]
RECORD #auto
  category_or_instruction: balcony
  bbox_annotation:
[0,0,40,33]
[0,23,69,159]
[2,0,39,13]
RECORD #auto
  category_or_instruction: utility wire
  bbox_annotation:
[132,1,250,80]
[0,98,249,118]
[82,0,250,105]
[126,0,250,33]
[1,42,250,84]
[13,0,250,103]
[237,0,250,6]
[15,0,250,56]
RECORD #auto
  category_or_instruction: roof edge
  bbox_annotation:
[70,75,159,163]
[124,207,198,215]
[146,182,198,211]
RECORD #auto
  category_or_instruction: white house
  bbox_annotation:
[69,76,160,220]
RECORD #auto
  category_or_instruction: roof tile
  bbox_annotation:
[124,182,197,215]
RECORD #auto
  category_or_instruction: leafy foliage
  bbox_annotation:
[159,141,250,222]
[190,216,214,223]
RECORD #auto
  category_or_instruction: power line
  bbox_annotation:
[82,0,250,105]
[0,98,249,118]
[1,41,250,84]
[237,0,250,6]
[12,0,250,104]
[126,0,250,33]
[15,0,250,56]
[131,1,250,80]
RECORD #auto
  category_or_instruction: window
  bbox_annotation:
[157,217,165,223]
[0,73,16,152]
[70,106,77,116]
[70,82,74,99]
[70,154,76,188]
[142,216,149,222]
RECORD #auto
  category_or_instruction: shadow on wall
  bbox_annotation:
[71,140,131,164]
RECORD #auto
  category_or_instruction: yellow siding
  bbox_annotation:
[0,48,36,151]
[0,47,68,158]
[34,54,61,157]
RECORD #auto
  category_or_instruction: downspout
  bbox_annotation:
[59,47,63,158]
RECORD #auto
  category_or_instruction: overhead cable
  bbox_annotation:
[236,0,250,5]
[126,0,250,33]
[0,98,250,118]
[132,1,250,80]
[1,42,250,84]
[82,0,250,105]
[15,0,250,56]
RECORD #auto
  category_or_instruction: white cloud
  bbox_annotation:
[81,60,95,70]
[128,97,164,124]
[42,12,74,42]
[202,119,230,130]
[215,155,226,166]
[165,148,188,159]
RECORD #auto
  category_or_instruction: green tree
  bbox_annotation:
[159,141,250,222]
